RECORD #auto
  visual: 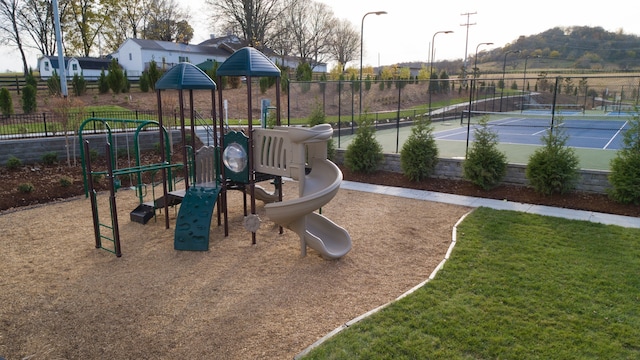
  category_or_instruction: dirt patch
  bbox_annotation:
[0,182,470,359]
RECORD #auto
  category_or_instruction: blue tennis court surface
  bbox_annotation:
[435,111,635,150]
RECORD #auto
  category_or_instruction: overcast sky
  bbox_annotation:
[2,0,639,73]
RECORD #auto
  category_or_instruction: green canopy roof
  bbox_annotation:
[216,47,280,77]
[155,62,216,90]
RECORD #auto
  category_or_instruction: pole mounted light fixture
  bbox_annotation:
[428,30,453,116]
[360,10,387,115]
[500,49,521,112]
[466,42,493,158]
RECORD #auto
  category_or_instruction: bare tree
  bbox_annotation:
[0,0,30,74]
[283,0,335,70]
[206,0,288,48]
[329,18,359,72]
[20,0,58,58]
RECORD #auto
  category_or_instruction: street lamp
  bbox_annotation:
[428,30,453,116]
[360,10,387,115]
[466,42,493,158]
[521,55,540,112]
[500,49,521,112]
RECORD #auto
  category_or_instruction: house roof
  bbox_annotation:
[155,62,216,90]
[216,47,280,77]
[42,56,114,70]
[128,38,228,57]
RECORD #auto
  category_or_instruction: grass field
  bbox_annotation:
[301,208,640,359]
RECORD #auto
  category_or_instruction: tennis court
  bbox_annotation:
[437,110,635,150]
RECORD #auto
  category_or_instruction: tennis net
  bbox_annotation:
[461,110,636,131]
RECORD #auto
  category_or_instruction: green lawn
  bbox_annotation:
[301,208,640,359]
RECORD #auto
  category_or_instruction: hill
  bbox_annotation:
[400,26,640,74]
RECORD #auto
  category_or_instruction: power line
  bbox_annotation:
[460,11,477,78]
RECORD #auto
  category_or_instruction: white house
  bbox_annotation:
[37,56,114,80]
[112,35,327,78]
[112,38,229,78]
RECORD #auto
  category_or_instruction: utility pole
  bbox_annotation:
[460,12,477,80]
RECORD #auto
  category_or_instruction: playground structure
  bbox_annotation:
[80,48,351,259]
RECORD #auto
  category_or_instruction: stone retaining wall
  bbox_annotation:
[0,131,181,165]
[335,150,612,194]
[0,138,612,194]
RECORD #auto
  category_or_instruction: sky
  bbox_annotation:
[2,0,640,73]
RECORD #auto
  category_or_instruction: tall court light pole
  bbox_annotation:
[466,42,493,158]
[500,49,520,112]
[360,10,387,115]
[428,30,453,116]
[521,55,540,112]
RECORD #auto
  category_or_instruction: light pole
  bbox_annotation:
[521,55,539,112]
[500,49,520,112]
[466,42,493,158]
[360,10,387,115]
[428,30,453,117]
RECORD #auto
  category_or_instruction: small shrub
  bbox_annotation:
[47,70,61,95]
[308,100,326,127]
[72,72,87,96]
[526,124,579,195]
[98,69,109,94]
[25,68,38,87]
[117,147,129,159]
[92,173,103,184]
[21,84,37,113]
[6,155,22,170]
[17,182,34,193]
[344,114,384,174]
[608,111,640,204]
[400,117,439,181]
[41,152,58,165]
[89,149,99,162]
[139,71,150,92]
[463,116,508,189]
[107,59,125,94]
[0,87,13,116]
[59,176,73,187]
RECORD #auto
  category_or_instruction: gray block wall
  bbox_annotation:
[335,150,612,194]
[0,131,181,165]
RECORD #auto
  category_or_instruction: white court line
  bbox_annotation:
[603,120,629,150]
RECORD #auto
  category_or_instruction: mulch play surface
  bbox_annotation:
[0,181,471,359]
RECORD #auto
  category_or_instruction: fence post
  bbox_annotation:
[43,113,48,136]
[15,75,21,95]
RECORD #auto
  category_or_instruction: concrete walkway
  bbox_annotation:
[341,181,640,229]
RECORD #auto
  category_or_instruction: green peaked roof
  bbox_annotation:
[155,62,216,90]
[216,47,280,77]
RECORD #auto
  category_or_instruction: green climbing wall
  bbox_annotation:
[174,186,221,251]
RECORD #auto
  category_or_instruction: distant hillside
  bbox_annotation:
[399,26,640,74]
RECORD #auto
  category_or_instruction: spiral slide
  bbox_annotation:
[264,140,351,259]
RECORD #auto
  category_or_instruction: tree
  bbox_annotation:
[64,0,114,57]
[21,84,37,113]
[608,111,640,204]
[463,116,508,190]
[400,117,438,181]
[19,0,58,58]
[106,59,125,94]
[0,87,13,116]
[344,114,383,174]
[327,18,359,71]
[282,0,335,70]
[207,0,289,48]
[0,0,30,75]
[526,124,579,195]
[143,0,193,42]
[101,0,149,52]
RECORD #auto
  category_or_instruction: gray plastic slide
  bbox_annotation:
[265,158,352,259]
